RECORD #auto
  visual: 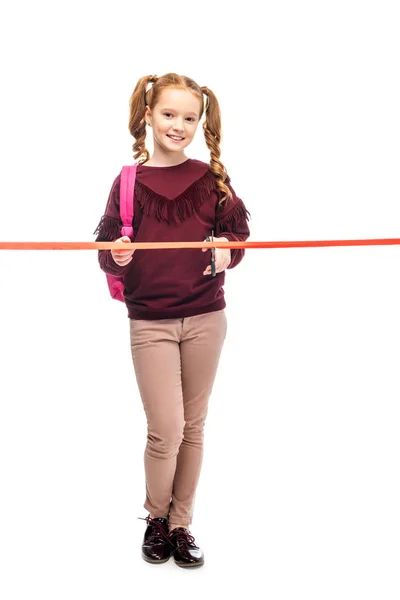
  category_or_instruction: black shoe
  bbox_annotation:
[139,515,172,564]
[168,527,204,568]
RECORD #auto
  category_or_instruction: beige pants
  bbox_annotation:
[129,309,227,528]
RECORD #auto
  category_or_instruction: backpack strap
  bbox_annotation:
[120,163,137,238]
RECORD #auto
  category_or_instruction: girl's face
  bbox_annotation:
[145,87,202,155]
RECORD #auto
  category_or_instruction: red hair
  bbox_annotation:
[128,73,232,205]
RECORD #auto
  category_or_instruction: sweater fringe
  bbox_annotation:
[135,169,217,224]
[216,201,251,234]
[93,215,121,241]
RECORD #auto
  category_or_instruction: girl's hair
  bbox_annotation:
[128,73,232,204]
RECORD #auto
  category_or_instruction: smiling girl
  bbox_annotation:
[94,73,251,568]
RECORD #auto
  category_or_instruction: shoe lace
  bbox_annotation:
[138,515,170,544]
[168,527,199,549]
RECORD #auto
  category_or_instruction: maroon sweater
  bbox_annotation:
[93,158,251,320]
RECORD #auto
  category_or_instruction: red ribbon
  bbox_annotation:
[0,239,399,250]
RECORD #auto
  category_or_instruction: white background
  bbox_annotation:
[0,1,399,598]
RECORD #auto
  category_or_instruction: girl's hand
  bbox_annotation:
[202,236,231,275]
[111,236,135,266]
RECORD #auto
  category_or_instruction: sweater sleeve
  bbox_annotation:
[214,176,251,269]
[92,173,133,276]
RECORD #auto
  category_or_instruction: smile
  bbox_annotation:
[167,135,184,141]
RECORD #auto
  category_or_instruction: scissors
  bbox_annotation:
[205,229,216,277]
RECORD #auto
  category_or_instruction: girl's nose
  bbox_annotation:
[173,119,185,132]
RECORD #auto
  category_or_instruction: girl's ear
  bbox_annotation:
[144,105,152,126]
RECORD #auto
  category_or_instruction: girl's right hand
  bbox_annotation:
[111,236,135,266]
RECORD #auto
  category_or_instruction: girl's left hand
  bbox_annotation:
[202,236,231,275]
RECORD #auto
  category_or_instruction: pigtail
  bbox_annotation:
[128,75,158,163]
[201,86,232,205]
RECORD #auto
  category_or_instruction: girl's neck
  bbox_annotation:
[144,149,189,168]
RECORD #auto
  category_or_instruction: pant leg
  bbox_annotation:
[168,309,228,527]
[129,318,184,519]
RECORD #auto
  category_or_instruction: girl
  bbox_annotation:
[93,73,251,568]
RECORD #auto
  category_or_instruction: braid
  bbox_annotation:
[128,75,158,163]
[201,86,232,205]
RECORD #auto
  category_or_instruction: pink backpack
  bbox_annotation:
[106,163,138,302]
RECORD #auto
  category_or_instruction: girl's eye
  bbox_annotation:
[163,113,196,122]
